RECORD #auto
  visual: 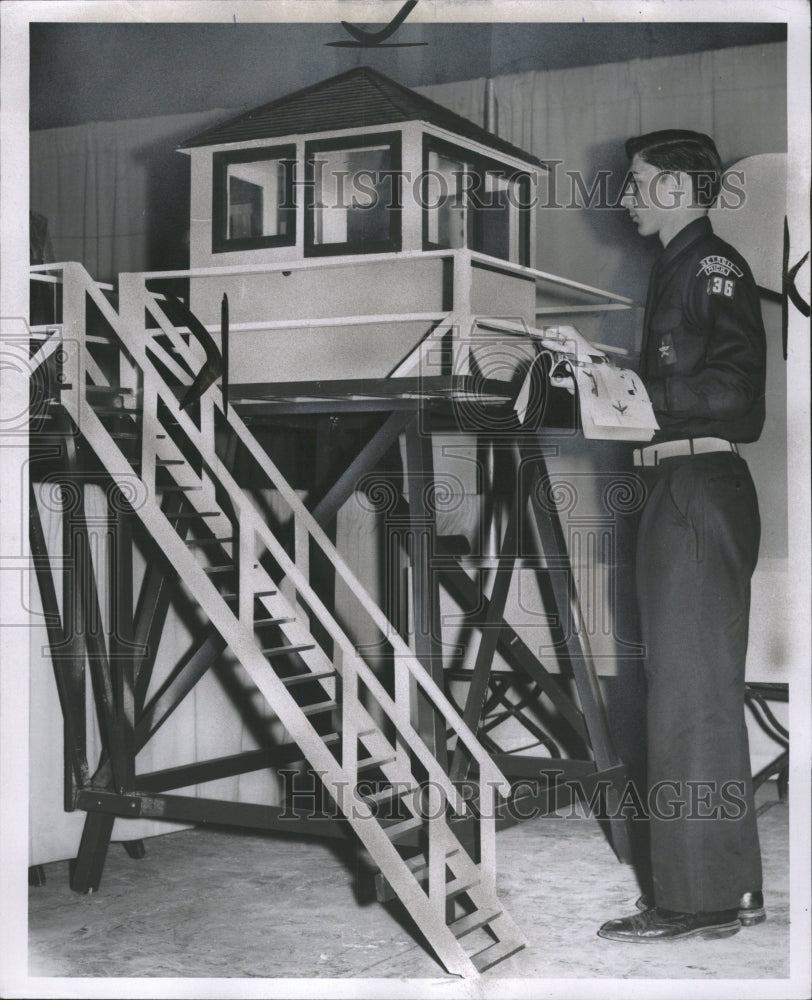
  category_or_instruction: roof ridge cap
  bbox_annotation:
[360,68,415,119]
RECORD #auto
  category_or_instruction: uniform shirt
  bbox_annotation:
[639,216,766,444]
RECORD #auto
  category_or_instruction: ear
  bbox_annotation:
[673,170,695,205]
[653,170,690,208]
[649,169,678,209]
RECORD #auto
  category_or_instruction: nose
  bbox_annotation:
[620,183,636,210]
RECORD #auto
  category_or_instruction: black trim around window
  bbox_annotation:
[212,144,296,254]
[304,132,402,257]
[422,136,531,267]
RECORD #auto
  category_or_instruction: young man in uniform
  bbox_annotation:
[598,130,767,942]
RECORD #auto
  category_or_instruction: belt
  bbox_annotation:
[633,437,739,467]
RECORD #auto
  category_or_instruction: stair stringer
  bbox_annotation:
[47,261,527,977]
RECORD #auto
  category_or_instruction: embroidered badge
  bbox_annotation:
[658,334,676,366]
[696,255,744,279]
[706,275,736,298]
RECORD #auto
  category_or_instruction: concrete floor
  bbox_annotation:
[28,786,789,984]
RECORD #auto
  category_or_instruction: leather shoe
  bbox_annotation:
[598,906,740,942]
[636,890,766,927]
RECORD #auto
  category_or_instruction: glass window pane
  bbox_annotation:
[226,158,290,241]
[426,150,468,248]
[472,171,529,265]
[477,172,512,261]
[312,145,393,247]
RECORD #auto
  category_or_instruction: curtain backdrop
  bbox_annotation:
[418,42,787,340]
[30,109,234,283]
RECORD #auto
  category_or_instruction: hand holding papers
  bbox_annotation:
[514,324,659,441]
[534,324,607,363]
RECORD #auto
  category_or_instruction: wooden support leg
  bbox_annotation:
[311,410,413,526]
[405,416,447,767]
[521,435,633,863]
[29,477,90,802]
[56,416,129,792]
[28,865,47,887]
[122,839,146,860]
[435,554,589,743]
[449,498,519,782]
[70,811,115,894]
[132,495,186,714]
[109,494,136,791]
[135,632,228,750]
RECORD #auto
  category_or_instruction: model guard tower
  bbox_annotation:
[29,68,653,977]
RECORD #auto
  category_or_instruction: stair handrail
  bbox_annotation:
[51,260,511,799]
[132,275,511,797]
[56,263,472,815]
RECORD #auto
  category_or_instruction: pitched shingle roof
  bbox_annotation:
[179,66,544,168]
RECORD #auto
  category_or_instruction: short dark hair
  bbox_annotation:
[625,129,723,207]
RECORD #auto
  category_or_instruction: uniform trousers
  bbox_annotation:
[636,450,763,913]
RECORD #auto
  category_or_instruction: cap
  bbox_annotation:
[625,129,720,161]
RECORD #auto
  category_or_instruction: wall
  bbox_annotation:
[30,23,787,132]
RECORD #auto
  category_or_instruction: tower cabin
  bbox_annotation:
[178,67,549,386]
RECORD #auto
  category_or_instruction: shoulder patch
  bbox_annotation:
[696,255,744,279]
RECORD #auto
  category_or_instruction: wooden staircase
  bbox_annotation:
[32,261,526,977]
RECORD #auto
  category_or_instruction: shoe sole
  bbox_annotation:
[598,920,741,943]
[636,897,767,927]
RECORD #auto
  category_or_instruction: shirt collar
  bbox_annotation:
[660,215,712,266]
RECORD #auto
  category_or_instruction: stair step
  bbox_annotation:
[261,643,315,657]
[300,700,337,718]
[357,755,396,774]
[108,431,140,441]
[374,851,469,904]
[273,732,341,768]
[361,782,418,805]
[381,870,476,899]
[373,847,464,901]
[92,405,140,415]
[185,537,234,547]
[157,484,202,492]
[156,458,185,467]
[203,565,235,576]
[382,815,424,841]
[402,851,439,873]
[86,385,136,397]
[441,876,479,900]
[254,615,294,626]
[281,670,336,687]
[470,937,525,973]
[449,908,503,939]
[404,848,461,871]
[166,511,222,519]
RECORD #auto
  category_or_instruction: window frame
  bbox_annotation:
[421,136,531,267]
[304,131,403,258]
[212,144,297,254]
